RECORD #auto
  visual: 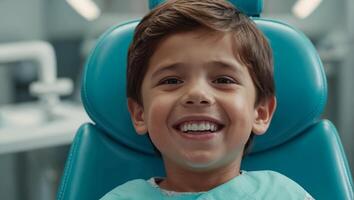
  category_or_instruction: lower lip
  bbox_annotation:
[177,130,219,140]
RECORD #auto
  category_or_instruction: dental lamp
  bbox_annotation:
[292,0,323,19]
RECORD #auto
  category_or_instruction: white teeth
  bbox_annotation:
[178,121,220,132]
[182,124,188,132]
[200,123,206,131]
[192,124,198,131]
[211,124,216,132]
[205,123,210,130]
[188,124,192,131]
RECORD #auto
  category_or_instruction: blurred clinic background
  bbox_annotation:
[0,0,353,199]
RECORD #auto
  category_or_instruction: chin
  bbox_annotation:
[179,151,241,172]
[182,156,222,171]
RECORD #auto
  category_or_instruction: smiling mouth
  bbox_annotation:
[173,120,224,134]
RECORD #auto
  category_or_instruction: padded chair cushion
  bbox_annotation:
[148,0,263,17]
[57,124,164,200]
[81,20,155,154]
[81,18,327,154]
[252,19,327,152]
[242,120,353,200]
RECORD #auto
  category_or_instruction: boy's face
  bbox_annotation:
[128,29,276,172]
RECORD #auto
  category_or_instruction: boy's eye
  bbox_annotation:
[159,77,184,85]
[213,76,236,84]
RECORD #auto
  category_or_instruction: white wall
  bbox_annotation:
[44,0,148,40]
[339,0,354,175]
[263,0,345,38]
[0,0,45,41]
[44,0,89,40]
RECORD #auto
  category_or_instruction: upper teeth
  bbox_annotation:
[179,121,219,132]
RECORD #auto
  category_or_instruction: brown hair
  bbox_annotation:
[126,0,275,155]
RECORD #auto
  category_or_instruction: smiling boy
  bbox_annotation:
[100,0,314,199]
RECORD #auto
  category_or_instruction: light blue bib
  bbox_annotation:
[100,170,314,200]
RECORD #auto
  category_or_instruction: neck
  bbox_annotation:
[159,158,241,192]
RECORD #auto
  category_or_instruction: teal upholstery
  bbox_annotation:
[57,1,354,200]
[149,0,263,16]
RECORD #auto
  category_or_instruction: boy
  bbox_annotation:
[101,0,314,199]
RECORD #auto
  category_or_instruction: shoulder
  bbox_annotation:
[100,179,162,200]
[241,170,314,199]
[245,170,298,185]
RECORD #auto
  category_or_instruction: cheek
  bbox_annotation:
[144,95,177,153]
[223,94,255,119]
[221,95,255,142]
[144,94,175,133]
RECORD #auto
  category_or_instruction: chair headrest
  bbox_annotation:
[82,18,327,155]
[148,0,263,17]
[252,19,327,152]
[82,20,156,154]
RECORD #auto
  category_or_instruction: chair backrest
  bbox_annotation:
[57,0,354,199]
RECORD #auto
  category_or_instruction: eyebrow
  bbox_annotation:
[205,60,244,74]
[151,63,186,78]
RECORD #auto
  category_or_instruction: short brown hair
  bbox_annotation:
[126,0,275,155]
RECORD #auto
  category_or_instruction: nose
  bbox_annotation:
[180,81,215,107]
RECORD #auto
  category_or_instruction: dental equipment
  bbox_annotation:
[0,41,89,154]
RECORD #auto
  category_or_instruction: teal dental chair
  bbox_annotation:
[57,0,354,199]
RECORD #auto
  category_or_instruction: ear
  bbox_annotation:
[127,98,148,135]
[252,96,277,135]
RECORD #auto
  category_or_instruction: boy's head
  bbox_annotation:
[128,0,274,106]
[127,0,276,169]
